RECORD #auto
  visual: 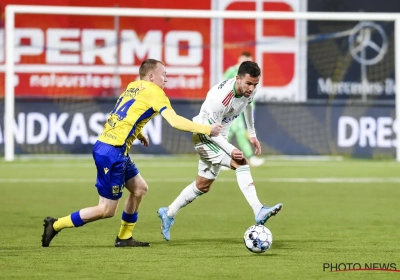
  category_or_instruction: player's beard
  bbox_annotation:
[237,83,245,96]
[238,85,250,97]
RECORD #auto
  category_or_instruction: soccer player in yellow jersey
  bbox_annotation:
[41,59,222,247]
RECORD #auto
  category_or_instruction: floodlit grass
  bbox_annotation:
[0,157,399,279]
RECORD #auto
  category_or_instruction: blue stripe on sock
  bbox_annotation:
[71,211,85,227]
[122,212,138,223]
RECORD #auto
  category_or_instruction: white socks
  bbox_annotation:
[235,165,263,216]
[166,165,262,219]
[167,181,204,217]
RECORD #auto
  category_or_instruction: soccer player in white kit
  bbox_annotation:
[157,61,282,241]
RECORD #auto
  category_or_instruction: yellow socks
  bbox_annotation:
[53,211,85,231]
[117,212,138,240]
[118,221,136,239]
[53,215,74,231]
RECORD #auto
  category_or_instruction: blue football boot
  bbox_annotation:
[157,207,175,241]
[255,203,283,225]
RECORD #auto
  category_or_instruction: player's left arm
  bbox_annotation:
[131,121,150,147]
[137,131,149,147]
[207,99,238,156]
[244,101,261,156]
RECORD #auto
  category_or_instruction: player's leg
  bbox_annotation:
[157,165,214,241]
[115,158,150,247]
[42,142,124,247]
[157,138,224,241]
[230,156,282,225]
[165,160,217,217]
[42,195,120,247]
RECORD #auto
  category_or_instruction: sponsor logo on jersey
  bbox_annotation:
[218,80,228,89]
[222,115,239,123]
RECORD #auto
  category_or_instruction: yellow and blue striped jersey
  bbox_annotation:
[98,80,172,153]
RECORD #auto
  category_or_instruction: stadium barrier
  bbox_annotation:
[0,99,395,158]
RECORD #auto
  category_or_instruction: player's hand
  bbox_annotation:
[210,123,223,136]
[250,137,261,156]
[138,135,150,147]
[231,149,244,160]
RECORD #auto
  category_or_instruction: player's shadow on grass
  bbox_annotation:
[272,239,338,250]
[37,238,238,248]
[208,253,279,258]
[15,238,337,250]
[152,238,337,247]
[156,237,240,246]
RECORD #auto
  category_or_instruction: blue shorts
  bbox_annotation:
[92,141,139,200]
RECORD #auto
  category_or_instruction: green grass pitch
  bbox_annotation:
[0,156,399,279]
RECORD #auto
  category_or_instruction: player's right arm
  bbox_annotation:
[206,97,238,156]
[211,134,238,156]
[161,108,221,136]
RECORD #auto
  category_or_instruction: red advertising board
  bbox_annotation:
[223,1,295,88]
[0,0,212,99]
[220,0,305,102]
[1,0,305,100]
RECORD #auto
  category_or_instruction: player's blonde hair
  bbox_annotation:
[139,59,165,79]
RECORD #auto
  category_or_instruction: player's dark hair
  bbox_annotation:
[139,59,165,79]
[237,61,261,78]
[240,51,252,57]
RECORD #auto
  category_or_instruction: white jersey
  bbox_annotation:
[193,78,256,156]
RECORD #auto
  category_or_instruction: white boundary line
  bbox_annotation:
[11,154,344,161]
[1,178,400,183]
[1,162,399,168]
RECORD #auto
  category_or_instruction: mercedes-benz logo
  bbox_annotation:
[348,21,388,66]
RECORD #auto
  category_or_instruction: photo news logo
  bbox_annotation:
[323,263,399,273]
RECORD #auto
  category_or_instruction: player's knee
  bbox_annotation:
[134,183,148,197]
[232,157,249,168]
[125,175,148,197]
[98,204,118,218]
[197,185,211,193]
[195,178,213,193]
[102,208,117,218]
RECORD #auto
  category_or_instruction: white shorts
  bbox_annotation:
[193,134,228,180]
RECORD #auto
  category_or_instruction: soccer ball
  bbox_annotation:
[243,225,273,253]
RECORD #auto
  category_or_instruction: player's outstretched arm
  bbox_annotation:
[161,108,222,136]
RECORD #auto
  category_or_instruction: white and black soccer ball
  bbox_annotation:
[244,225,273,254]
